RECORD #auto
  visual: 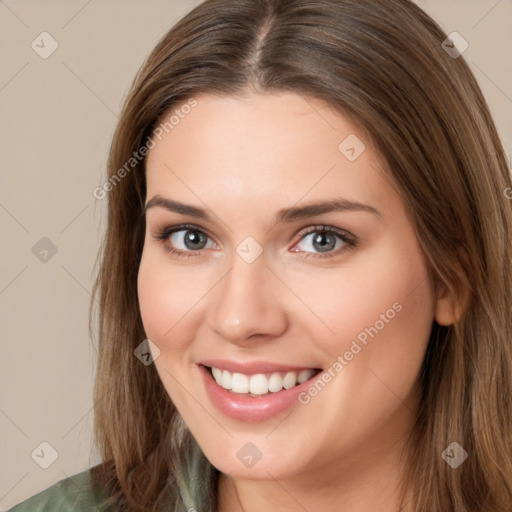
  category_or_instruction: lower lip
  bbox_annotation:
[199,364,320,422]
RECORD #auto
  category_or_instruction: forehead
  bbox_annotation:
[148,91,359,168]
[144,92,395,220]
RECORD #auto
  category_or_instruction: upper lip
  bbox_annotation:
[199,359,321,374]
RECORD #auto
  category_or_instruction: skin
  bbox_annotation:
[137,91,459,512]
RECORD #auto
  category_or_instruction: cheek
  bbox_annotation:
[137,250,197,350]
[137,260,169,343]
[137,252,203,407]
[281,240,435,456]
[291,235,435,371]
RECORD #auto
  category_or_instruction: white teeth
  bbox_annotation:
[211,367,223,382]
[221,369,232,390]
[209,366,317,395]
[231,372,249,393]
[249,374,268,395]
[282,371,297,389]
[297,369,315,384]
[268,372,284,392]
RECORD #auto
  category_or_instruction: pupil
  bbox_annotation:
[185,230,207,250]
[313,232,335,252]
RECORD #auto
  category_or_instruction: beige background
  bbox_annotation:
[0,0,510,509]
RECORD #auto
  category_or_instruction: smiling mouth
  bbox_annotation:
[204,365,322,397]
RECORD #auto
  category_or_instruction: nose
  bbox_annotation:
[207,248,288,345]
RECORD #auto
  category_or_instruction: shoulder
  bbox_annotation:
[6,466,115,512]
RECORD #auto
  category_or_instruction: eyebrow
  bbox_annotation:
[144,194,381,224]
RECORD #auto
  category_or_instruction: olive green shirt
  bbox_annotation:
[6,468,114,512]
[6,466,215,512]
[7,443,217,511]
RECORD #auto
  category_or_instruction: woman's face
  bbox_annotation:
[138,91,438,482]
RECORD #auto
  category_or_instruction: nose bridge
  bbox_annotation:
[208,246,287,342]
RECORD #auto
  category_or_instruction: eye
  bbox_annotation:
[291,225,356,259]
[153,224,216,259]
[153,223,357,260]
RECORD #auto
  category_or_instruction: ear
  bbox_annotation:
[434,280,468,326]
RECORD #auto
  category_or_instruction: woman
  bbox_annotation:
[8,0,512,510]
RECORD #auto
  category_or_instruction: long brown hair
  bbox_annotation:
[89,0,512,510]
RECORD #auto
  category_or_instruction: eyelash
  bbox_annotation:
[152,223,357,260]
